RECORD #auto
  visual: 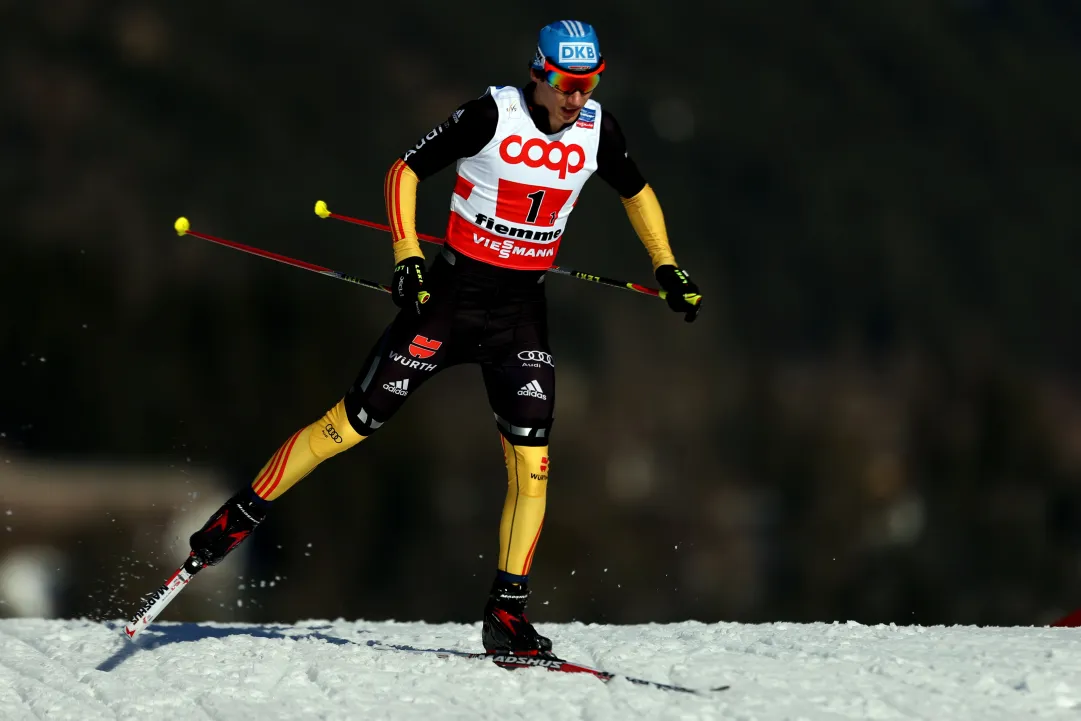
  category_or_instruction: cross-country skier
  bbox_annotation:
[186,19,702,657]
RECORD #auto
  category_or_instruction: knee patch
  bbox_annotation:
[502,439,549,496]
[344,387,387,437]
[494,412,552,447]
[309,398,365,459]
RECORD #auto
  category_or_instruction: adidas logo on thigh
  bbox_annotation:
[517,380,547,400]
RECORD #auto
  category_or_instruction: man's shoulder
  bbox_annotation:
[456,89,501,122]
[485,85,527,118]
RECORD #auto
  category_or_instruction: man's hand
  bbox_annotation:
[655,265,702,323]
[392,256,430,315]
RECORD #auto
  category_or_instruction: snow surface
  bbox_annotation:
[1,618,1080,720]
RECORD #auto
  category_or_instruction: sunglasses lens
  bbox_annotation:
[546,70,601,94]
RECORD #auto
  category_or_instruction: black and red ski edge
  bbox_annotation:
[483,652,729,693]
[368,643,728,694]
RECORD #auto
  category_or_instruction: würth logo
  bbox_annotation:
[517,380,547,400]
[408,335,442,359]
[540,456,549,472]
[390,350,436,372]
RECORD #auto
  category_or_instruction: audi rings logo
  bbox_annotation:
[518,351,554,367]
[324,423,343,444]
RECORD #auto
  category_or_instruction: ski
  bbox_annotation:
[367,642,728,694]
[123,554,204,640]
[484,652,729,694]
[120,563,730,694]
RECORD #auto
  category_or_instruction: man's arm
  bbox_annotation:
[385,93,499,263]
[596,109,701,322]
[595,110,677,271]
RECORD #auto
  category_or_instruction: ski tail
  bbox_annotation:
[123,554,204,640]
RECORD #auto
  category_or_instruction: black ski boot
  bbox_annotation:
[482,577,554,656]
[189,487,269,566]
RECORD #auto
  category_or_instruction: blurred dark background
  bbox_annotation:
[4,0,1081,629]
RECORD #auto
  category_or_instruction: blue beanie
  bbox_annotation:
[530,20,602,73]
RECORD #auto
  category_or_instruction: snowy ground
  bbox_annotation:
[1,619,1080,720]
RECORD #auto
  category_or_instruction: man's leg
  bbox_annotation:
[497,437,549,583]
[186,397,366,565]
[479,345,556,654]
[189,306,454,567]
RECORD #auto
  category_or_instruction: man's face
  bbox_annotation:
[531,70,594,128]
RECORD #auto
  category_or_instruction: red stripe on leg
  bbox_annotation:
[254,433,294,498]
[258,430,302,499]
[522,517,545,575]
[253,443,287,498]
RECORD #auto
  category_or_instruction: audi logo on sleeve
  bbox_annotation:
[518,350,554,367]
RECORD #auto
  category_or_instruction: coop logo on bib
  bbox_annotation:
[499,135,585,179]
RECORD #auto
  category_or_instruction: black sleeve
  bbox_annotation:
[595,109,648,198]
[399,93,499,181]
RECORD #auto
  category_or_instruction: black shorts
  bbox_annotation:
[343,247,555,446]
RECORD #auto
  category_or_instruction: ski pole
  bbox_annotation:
[173,217,391,294]
[313,200,668,300]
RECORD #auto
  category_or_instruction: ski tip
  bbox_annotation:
[122,623,140,641]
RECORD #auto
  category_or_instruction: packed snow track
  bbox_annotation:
[0,619,1079,720]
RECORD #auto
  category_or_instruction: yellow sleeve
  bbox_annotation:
[385,159,425,264]
[620,184,677,271]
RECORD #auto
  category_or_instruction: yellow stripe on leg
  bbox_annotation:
[498,439,549,576]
